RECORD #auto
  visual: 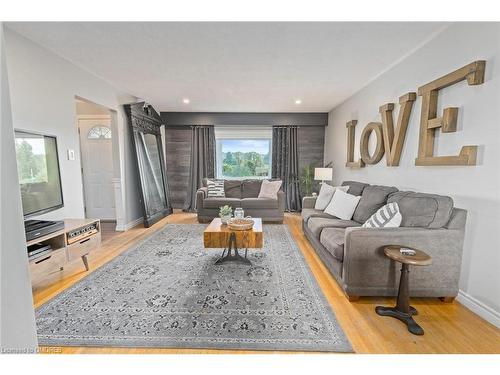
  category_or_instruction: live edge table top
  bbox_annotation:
[203,218,263,249]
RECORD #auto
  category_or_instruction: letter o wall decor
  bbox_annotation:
[360,122,385,164]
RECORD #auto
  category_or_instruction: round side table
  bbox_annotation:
[375,246,432,335]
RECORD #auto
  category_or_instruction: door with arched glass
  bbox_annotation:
[78,118,116,220]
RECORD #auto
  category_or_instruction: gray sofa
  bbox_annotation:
[302,180,467,301]
[196,179,285,223]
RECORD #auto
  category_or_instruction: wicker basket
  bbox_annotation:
[227,218,254,231]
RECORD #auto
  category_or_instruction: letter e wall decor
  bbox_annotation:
[415,60,485,166]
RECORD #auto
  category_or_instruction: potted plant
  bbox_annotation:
[219,205,233,224]
[300,164,315,197]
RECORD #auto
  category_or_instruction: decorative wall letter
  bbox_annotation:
[415,60,485,166]
[345,120,365,168]
[379,92,416,166]
[360,122,385,164]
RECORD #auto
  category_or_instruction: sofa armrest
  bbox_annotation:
[342,227,465,296]
[196,187,208,210]
[302,196,317,209]
[277,190,286,212]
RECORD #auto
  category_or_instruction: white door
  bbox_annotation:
[78,117,116,220]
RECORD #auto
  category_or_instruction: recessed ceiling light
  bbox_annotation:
[295,99,302,105]
[182,98,190,104]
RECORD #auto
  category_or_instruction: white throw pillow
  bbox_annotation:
[362,202,402,228]
[206,179,225,198]
[258,180,282,199]
[314,184,349,210]
[324,189,361,220]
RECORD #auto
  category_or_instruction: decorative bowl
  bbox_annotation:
[227,217,254,231]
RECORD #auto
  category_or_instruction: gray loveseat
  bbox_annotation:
[302,180,467,301]
[197,179,285,223]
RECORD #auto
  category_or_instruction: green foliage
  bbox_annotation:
[15,140,48,184]
[299,164,316,197]
[219,205,233,217]
[222,151,269,178]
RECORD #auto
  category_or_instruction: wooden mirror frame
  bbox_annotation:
[124,102,172,227]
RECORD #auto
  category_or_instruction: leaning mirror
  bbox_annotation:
[124,102,172,227]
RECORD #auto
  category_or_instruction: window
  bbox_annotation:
[88,125,112,139]
[215,127,272,179]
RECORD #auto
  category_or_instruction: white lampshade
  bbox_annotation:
[314,167,333,181]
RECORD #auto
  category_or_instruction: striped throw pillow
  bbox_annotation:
[206,179,225,198]
[362,202,402,228]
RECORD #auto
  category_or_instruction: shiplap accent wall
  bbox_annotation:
[298,126,325,173]
[164,126,192,208]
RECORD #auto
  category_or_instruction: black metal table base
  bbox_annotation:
[215,232,251,266]
[375,263,425,335]
[375,306,423,335]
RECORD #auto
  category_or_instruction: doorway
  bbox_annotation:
[75,98,116,221]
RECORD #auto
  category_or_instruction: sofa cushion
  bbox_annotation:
[241,180,263,198]
[387,191,454,228]
[203,197,241,209]
[315,184,349,210]
[258,180,282,199]
[224,180,242,199]
[324,190,361,220]
[307,217,361,238]
[206,179,225,198]
[341,180,369,196]
[241,198,278,209]
[353,185,398,223]
[362,202,402,228]
[320,228,346,261]
[301,208,334,224]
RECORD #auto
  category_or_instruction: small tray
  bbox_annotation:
[227,218,254,231]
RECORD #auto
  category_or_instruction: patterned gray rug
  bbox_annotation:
[36,224,352,352]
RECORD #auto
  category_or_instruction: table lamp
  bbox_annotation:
[314,167,333,185]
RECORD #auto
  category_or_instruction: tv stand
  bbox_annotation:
[27,219,101,283]
[24,219,65,242]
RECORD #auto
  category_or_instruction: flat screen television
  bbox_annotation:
[14,130,64,218]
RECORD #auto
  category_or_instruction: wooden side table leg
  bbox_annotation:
[375,263,424,335]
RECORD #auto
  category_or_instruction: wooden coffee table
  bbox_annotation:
[203,218,263,265]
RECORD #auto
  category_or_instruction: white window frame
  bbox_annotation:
[214,126,272,180]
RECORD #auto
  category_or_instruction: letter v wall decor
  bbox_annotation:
[344,60,486,168]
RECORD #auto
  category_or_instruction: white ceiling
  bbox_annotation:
[6,22,448,112]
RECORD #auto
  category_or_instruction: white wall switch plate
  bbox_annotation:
[67,149,75,161]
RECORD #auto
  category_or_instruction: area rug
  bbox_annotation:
[36,224,352,352]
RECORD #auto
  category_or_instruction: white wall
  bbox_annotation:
[4,29,142,226]
[325,23,500,327]
[0,23,38,351]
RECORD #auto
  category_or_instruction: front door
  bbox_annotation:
[78,117,115,220]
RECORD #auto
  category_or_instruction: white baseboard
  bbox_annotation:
[457,290,500,328]
[115,217,143,232]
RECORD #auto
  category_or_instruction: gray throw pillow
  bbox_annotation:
[206,179,225,198]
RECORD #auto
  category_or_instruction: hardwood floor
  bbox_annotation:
[33,211,500,354]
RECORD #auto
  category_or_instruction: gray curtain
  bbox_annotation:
[272,126,301,212]
[183,126,215,212]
